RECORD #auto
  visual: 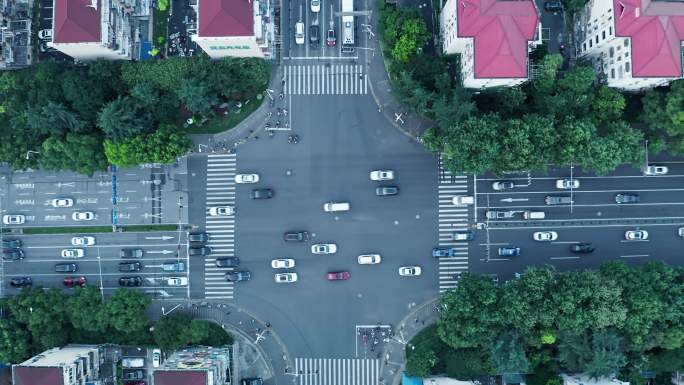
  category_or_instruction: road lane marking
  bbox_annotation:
[549,256,581,260]
[620,254,649,258]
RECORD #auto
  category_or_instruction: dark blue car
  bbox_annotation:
[498,247,521,257]
[432,247,458,258]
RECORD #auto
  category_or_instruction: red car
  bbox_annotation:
[326,271,350,281]
[63,276,87,287]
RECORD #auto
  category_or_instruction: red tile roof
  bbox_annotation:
[154,370,207,385]
[12,366,62,385]
[613,0,684,78]
[456,0,539,79]
[198,0,253,37]
[53,0,101,44]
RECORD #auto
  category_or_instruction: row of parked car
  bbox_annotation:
[3,198,96,225]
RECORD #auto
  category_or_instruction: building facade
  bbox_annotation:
[49,0,151,61]
[575,0,684,90]
[0,0,32,69]
[439,0,540,89]
[12,345,103,385]
[153,346,232,385]
[191,0,274,59]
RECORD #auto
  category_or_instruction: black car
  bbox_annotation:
[251,188,274,199]
[216,257,240,267]
[189,246,212,256]
[284,231,309,242]
[55,263,77,273]
[119,276,143,287]
[309,25,320,48]
[375,186,399,196]
[1,239,22,248]
[2,248,24,261]
[189,232,210,243]
[242,378,264,385]
[226,271,251,282]
[10,277,32,287]
[615,193,639,204]
[569,243,595,253]
[120,248,143,259]
[544,0,562,12]
[119,262,142,272]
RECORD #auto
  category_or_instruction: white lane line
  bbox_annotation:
[620,254,649,258]
[549,256,581,260]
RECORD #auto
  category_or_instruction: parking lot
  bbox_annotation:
[468,161,684,279]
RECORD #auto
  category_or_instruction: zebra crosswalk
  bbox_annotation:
[437,159,471,293]
[204,153,237,300]
[293,358,379,385]
[284,64,368,95]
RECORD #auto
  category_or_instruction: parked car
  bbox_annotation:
[0,239,22,248]
[215,257,240,267]
[51,198,73,208]
[252,188,274,199]
[398,266,421,277]
[310,0,320,12]
[55,263,77,273]
[152,348,161,368]
[120,248,143,259]
[326,271,350,281]
[226,271,251,282]
[556,179,579,189]
[533,231,558,241]
[453,231,475,241]
[679,227,684,237]
[72,211,94,221]
[569,242,595,253]
[123,370,144,380]
[326,28,336,46]
[275,272,298,283]
[432,247,457,258]
[119,276,143,287]
[189,246,212,256]
[271,258,295,269]
[284,231,309,242]
[161,261,185,272]
[643,165,668,175]
[370,170,394,181]
[615,193,639,204]
[235,174,259,184]
[357,254,381,264]
[63,276,87,287]
[625,230,648,240]
[311,243,337,254]
[167,277,188,286]
[71,236,95,246]
[2,249,24,261]
[543,0,562,12]
[189,232,210,243]
[323,202,350,212]
[38,29,52,40]
[486,210,515,219]
[209,206,234,216]
[375,186,399,196]
[61,249,84,258]
[121,358,145,368]
[492,181,515,190]
[3,214,25,225]
[295,21,305,44]
[10,277,32,287]
[309,25,320,48]
[545,195,573,205]
[498,247,521,257]
[119,262,141,272]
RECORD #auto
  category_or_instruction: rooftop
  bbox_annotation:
[198,0,253,37]
[613,0,684,78]
[53,0,101,44]
[154,370,207,385]
[456,0,539,79]
[12,367,62,385]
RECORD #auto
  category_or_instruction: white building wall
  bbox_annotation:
[49,42,129,60]
[192,36,265,58]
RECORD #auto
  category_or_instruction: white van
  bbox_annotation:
[452,195,474,206]
[323,202,350,212]
[523,211,545,219]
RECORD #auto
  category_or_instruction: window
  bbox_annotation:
[602,31,606,39]
[589,39,593,48]
[596,36,599,44]
[583,43,587,51]
[625,62,630,72]
[624,38,629,47]
[611,68,615,78]
[609,26,613,35]
[609,47,614,57]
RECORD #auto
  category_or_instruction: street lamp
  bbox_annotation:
[25,150,39,160]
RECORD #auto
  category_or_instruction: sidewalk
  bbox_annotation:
[379,297,442,385]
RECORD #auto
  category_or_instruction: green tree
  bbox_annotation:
[67,286,106,334]
[562,0,589,13]
[38,133,108,176]
[97,96,152,142]
[153,314,194,351]
[406,350,437,377]
[7,287,70,350]
[103,124,191,167]
[391,17,429,62]
[430,88,476,128]
[647,348,684,372]
[438,114,502,175]
[580,121,644,175]
[489,330,530,374]
[531,54,563,95]
[176,78,219,116]
[100,288,151,337]
[584,330,628,379]
[552,118,595,166]
[26,102,87,136]
[442,348,492,379]
[393,71,434,115]
[592,86,626,125]
[0,319,31,363]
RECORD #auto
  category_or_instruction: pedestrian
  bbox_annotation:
[266,322,271,328]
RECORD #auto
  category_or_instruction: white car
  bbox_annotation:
[271,258,296,269]
[51,198,74,208]
[38,29,52,40]
[235,174,259,184]
[61,249,85,258]
[72,211,94,221]
[311,243,337,254]
[311,0,321,12]
[533,231,558,241]
[679,227,684,237]
[167,277,188,286]
[643,165,668,176]
[452,195,474,206]
[209,206,234,216]
[358,254,381,264]
[2,214,25,225]
[71,236,95,246]
[625,230,648,240]
[556,179,579,189]
[295,21,305,45]
[398,266,422,277]
[492,181,515,190]
[275,272,298,283]
[152,348,161,368]
[370,170,394,181]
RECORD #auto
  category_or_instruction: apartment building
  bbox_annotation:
[439,0,541,89]
[153,346,232,385]
[12,345,103,385]
[0,0,32,69]
[191,0,274,59]
[49,0,151,61]
[575,0,684,90]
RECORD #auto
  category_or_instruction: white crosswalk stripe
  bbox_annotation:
[204,154,237,299]
[294,358,379,385]
[285,64,368,95]
[438,157,471,292]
